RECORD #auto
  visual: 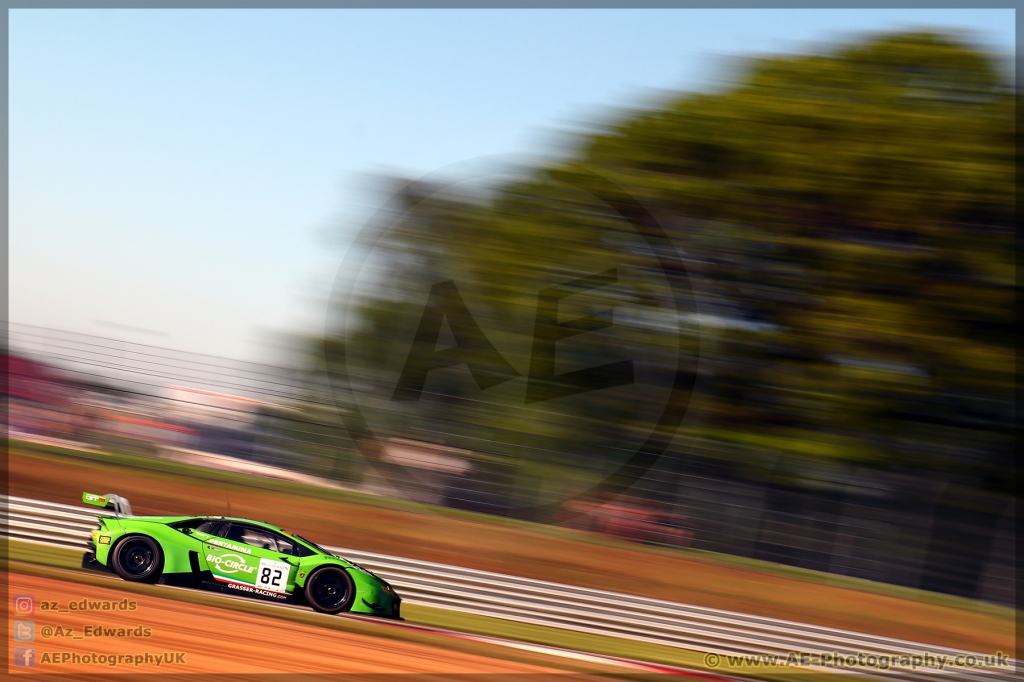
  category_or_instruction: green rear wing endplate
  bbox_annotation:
[82,492,133,516]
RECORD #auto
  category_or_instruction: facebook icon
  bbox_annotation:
[13,646,35,668]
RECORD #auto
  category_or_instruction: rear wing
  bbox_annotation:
[82,492,133,517]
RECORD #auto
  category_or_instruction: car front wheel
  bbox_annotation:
[111,535,164,583]
[305,566,355,614]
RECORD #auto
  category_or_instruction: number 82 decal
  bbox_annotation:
[256,558,292,593]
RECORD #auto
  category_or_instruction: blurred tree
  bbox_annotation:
[576,32,1014,494]
[331,32,1014,506]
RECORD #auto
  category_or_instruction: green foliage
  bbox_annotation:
[332,32,1014,499]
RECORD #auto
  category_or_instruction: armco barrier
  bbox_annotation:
[2,494,1015,681]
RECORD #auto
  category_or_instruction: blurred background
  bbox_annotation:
[8,10,1015,610]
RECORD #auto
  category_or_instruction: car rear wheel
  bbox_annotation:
[111,535,164,583]
[305,566,355,614]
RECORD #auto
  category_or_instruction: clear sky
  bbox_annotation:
[10,9,1015,362]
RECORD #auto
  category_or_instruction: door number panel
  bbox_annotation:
[256,558,291,593]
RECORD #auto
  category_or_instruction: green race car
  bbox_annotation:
[79,492,401,619]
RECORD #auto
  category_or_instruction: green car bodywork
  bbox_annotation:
[80,492,401,619]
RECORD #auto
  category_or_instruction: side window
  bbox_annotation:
[291,542,316,558]
[195,521,226,536]
[223,524,278,551]
[267,532,314,557]
[269,532,295,555]
[170,518,207,532]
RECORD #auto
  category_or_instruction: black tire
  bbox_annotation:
[111,535,164,583]
[305,566,355,614]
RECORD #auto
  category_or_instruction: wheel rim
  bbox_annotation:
[120,541,154,576]
[311,571,349,609]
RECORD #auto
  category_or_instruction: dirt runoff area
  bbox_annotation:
[7,572,576,676]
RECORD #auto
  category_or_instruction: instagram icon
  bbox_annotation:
[13,595,33,615]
